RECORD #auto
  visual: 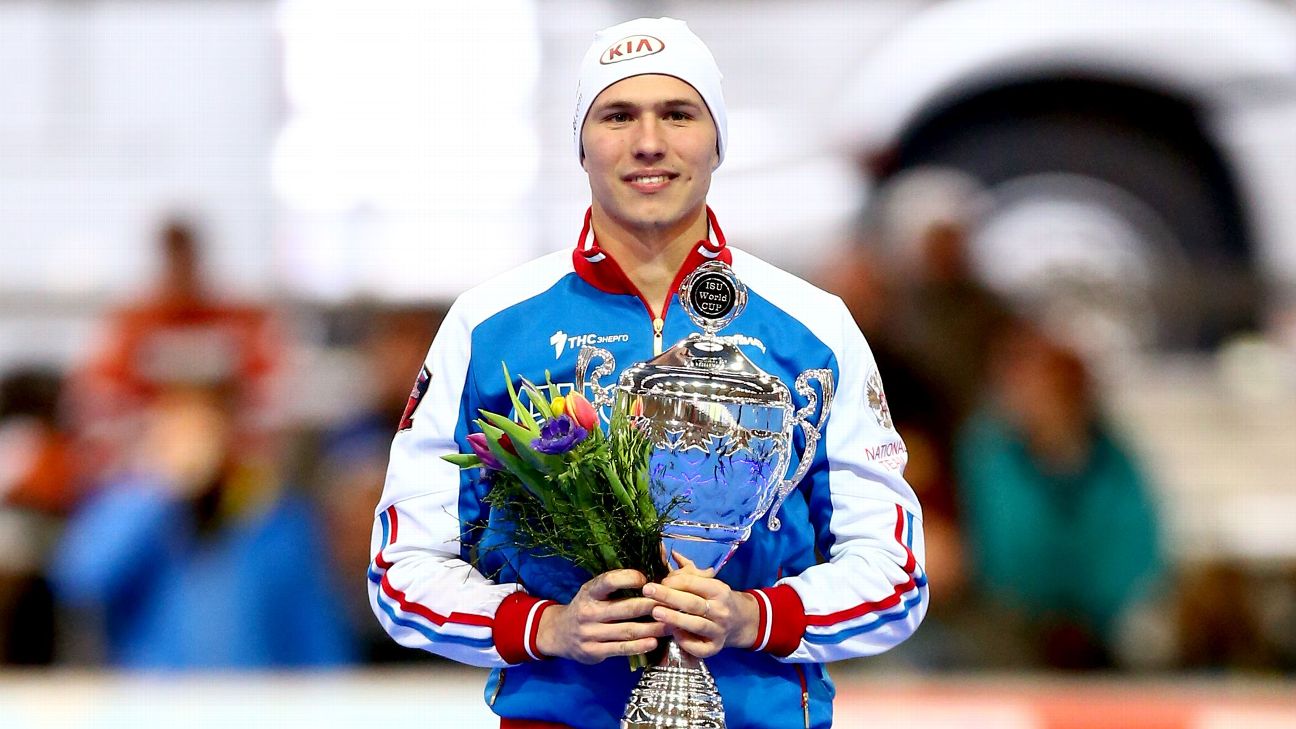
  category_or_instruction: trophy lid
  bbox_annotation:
[620,334,786,404]
[620,262,787,405]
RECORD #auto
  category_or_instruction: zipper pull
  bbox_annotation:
[652,317,664,355]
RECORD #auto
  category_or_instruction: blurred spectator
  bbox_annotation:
[311,306,446,663]
[1175,562,1282,671]
[72,216,282,478]
[955,323,1165,669]
[0,367,77,664]
[871,168,1014,425]
[50,381,356,669]
[817,237,965,598]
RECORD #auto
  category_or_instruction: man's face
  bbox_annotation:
[581,74,718,237]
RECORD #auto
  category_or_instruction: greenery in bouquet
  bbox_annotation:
[442,365,676,668]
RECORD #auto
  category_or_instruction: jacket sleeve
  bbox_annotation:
[367,301,554,668]
[746,301,929,662]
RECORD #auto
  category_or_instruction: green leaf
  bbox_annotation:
[441,453,482,469]
[519,377,554,420]
[544,370,559,402]
[501,362,539,431]
[600,462,635,512]
[478,410,559,472]
[478,422,553,505]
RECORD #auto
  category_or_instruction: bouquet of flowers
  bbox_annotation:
[442,365,675,669]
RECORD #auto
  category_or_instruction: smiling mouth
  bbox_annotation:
[624,172,677,192]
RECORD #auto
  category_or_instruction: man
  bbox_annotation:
[54,381,355,668]
[371,18,927,728]
[74,217,281,478]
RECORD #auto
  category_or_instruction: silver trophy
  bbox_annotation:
[574,261,834,728]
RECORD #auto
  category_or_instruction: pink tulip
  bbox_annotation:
[566,392,598,431]
[467,432,504,471]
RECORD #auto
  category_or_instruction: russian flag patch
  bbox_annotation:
[397,365,431,432]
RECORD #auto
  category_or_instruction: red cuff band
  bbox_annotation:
[747,585,807,657]
[494,592,553,664]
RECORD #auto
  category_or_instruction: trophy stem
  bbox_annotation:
[621,639,726,728]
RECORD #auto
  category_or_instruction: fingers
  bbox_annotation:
[651,604,720,639]
[612,637,662,660]
[658,571,721,598]
[585,569,649,601]
[571,636,661,665]
[643,580,712,618]
[599,596,659,622]
[672,629,721,658]
[585,618,669,643]
[670,551,716,578]
[542,571,668,665]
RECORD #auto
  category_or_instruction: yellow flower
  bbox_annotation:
[551,395,566,416]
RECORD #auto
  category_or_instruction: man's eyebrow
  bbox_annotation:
[592,100,637,112]
[592,98,704,112]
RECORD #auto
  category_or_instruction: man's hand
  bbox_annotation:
[643,553,760,658]
[534,569,667,665]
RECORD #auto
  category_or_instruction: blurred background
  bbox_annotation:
[1,0,1294,726]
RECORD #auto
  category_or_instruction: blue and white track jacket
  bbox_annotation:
[369,210,928,728]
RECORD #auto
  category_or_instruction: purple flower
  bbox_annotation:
[467,432,504,471]
[531,414,588,455]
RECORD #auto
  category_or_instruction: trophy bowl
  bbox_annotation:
[575,262,834,729]
[617,335,798,574]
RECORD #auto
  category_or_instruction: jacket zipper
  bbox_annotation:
[794,664,810,728]
[489,668,506,706]
[634,290,669,356]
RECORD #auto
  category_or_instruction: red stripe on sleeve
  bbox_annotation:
[756,584,807,657]
[379,574,493,627]
[494,591,549,664]
[744,588,770,650]
[386,505,400,543]
[806,505,921,626]
[893,504,915,573]
[804,575,919,626]
[528,601,555,660]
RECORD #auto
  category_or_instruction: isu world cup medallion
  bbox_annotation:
[574,261,835,728]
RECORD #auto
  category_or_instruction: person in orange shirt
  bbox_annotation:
[74,217,282,478]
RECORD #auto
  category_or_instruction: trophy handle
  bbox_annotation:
[574,346,617,409]
[767,368,835,531]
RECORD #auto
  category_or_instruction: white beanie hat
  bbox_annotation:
[573,17,727,167]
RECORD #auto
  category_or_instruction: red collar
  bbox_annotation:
[571,207,733,316]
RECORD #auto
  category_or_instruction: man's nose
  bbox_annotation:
[632,118,666,160]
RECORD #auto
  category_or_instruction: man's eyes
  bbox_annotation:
[600,111,694,123]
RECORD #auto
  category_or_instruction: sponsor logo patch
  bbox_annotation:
[600,35,665,65]
[866,370,893,430]
[397,365,431,432]
[550,329,630,359]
